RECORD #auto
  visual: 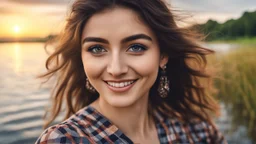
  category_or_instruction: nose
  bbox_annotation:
[107,52,128,77]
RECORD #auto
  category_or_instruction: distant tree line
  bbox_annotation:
[0,34,58,43]
[192,11,256,41]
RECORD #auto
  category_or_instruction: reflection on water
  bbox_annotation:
[216,103,254,144]
[14,44,22,74]
[203,43,239,53]
[0,42,255,143]
[0,43,51,144]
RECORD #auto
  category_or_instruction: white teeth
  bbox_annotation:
[107,81,135,88]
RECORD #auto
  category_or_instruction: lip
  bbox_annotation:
[104,79,138,93]
[104,79,137,82]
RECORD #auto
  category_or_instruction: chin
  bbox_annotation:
[103,94,141,108]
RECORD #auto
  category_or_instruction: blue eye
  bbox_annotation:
[87,45,107,54]
[127,44,147,52]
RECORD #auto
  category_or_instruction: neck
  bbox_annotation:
[91,94,155,139]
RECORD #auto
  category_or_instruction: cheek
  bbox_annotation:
[129,50,160,77]
[127,50,160,96]
[81,53,106,79]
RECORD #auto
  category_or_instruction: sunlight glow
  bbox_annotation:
[13,25,20,33]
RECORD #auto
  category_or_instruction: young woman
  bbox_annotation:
[36,0,226,143]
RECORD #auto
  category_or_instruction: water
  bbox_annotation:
[0,43,51,144]
[0,43,254,144]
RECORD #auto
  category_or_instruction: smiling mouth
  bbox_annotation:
[104,79,138,88]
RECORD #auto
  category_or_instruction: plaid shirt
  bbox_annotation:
[36,106,226,144]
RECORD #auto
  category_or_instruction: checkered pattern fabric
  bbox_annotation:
[36,106,226,144]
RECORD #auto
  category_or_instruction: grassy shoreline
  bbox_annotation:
[212,45,256,141]
[208,37,256,45]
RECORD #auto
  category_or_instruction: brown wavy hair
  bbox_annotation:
[40,0,220,128]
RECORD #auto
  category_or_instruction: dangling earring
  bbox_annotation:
[86,78,96,93]
[158,65,170,98]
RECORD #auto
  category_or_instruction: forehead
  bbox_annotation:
[82,7,155,40]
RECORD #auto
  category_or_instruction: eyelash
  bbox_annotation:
[87,45,106,54]
[87,44,147,54]
[128,44,147,52]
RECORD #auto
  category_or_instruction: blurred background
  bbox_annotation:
[0,0,255,143]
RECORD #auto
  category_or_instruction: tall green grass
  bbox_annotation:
[213,46,256,141]
[210,37,256,45]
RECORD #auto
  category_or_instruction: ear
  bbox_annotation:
[159,53,169,68]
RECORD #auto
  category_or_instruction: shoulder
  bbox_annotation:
[163,118,227,144]
[35,123,92,144]
[36,107,95,144]
[187,120,226,143]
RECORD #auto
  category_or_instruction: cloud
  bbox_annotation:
[0,0,67,16]
[170,0,256,13]
[169,0,256,24]
[0,7,17,14]
[8,0,72,5]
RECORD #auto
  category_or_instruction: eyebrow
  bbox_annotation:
[82,34,152,44]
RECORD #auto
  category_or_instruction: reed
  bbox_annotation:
[213,46,256,141]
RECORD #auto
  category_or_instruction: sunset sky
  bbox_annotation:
[0,0,255,38]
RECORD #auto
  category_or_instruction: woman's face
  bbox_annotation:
[81,7,168,107]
